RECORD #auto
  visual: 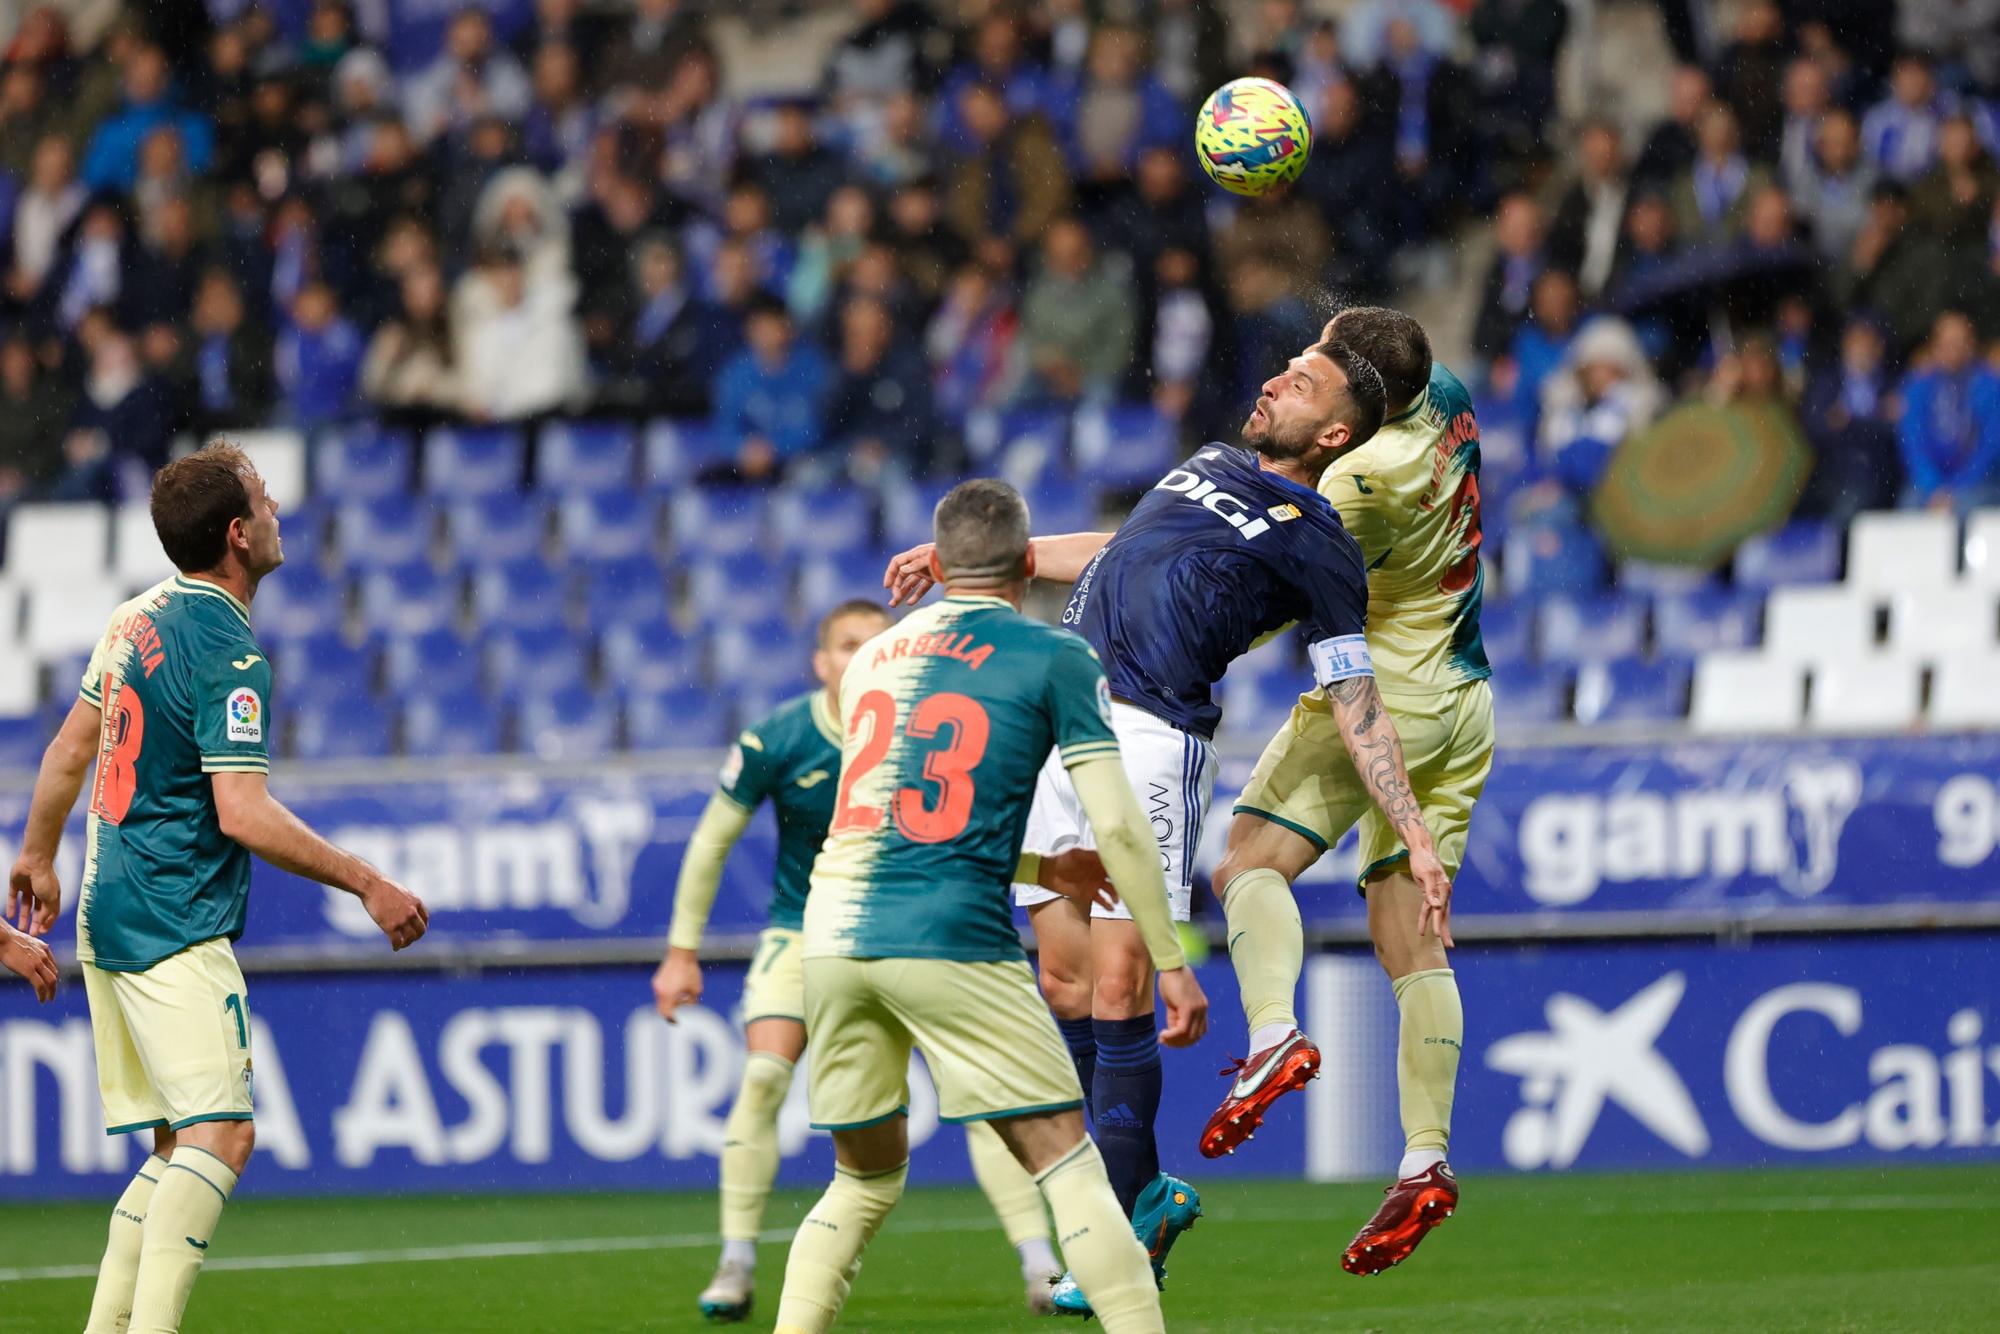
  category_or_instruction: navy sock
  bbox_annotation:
[1091,1015,1162,1218]
[1057,1015,1098,1120]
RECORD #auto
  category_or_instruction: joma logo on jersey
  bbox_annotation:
[1154,470,1272,540]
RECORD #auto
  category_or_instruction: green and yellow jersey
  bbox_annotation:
[715,690,844,933]
[76,576,271,972]
[1319,362,1491,695]
[806,595,1118,964]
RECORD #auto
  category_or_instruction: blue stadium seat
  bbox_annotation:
[1019,480,1096,536]
[670,485,767,558]
[270,631,375,699]
[714,617,814,691]
[358,561,461,637]
[626,685,731,749]
[1653,587,1765,657]
[275,497,328,570]
[601,618,704,693]
[445,493,549,569]
[257,563,345,641]
[581,553,672,631]
[1488,661,1571,725]
[0,716,48,769]
[560,492,659,563]
[538,421,636,496]
[1073,405,1179,488]
[314,426,413,501]
[382,627,482,693]
[642,420,722,490]
[1536,592,1647,663]
[1574,659,1692,725]
[423,426,527,499]
[881,479,956,550]
[1476,599,1533,666]
[471,557,569,632]
[799,549,897,611]
[770,486,875,558]
[516,685,617,760]
[486,626,590,697]
[1734,520,1840,589]
[400,688,505,757]
[1502,523,1606,599]
[734,679,818,726]
[286,691,392,761]
[336,495,436,570]
[686,552,793,625]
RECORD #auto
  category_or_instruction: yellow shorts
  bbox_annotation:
[803,955,1084,1130]
[741,926,806,1025]
[1234,679,1494,892]
[83,937,254,1135]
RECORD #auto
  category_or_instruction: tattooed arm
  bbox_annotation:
[1326,675,1455,946]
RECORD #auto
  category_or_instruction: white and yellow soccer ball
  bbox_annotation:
[1194,77,1313,197]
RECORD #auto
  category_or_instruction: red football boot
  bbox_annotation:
[1198,1029,1320,1159]
[1342,1163,1459,1275]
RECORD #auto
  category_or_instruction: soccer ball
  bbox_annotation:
[1194,77,1313,197]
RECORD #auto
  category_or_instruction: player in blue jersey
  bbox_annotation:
[885,340,1456,1313]
[7,444,428,1334]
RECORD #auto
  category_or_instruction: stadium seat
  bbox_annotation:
[358,562,461,637]
[1501,523,1605,599]
[1488,661,1572,726]
[1733,520,1840,588]
[5,503,112,584]
[275,497,329,570]
[24,582,122,657]
[1476,599,1533,665]
[1072,405,1180,488]
[256,564,345,642]
[336,495,437,570]
[0,580,24,641]
[537,420,636,496]
[734,678,819,727]
[111,502,176,586]
[714,617,814,691]
[1573,659,1691,725]
[1689,652,1803,732]
[1929,653,2000,729]
[1653,587,1763,658]
[601,619,704,693]
[1963,509,2000,587]
[1847,510,1959,595]
[1536,592,1647,663]
[1018,480,1097,536]
[0,651,39,717]
[286,691,392,761]
[0,716,49,768]
[382,627,482,694]
[686,552,793,625]
[1888,585,2000,661]
[400,687,505,757]
[642,420,722,489]
[232,428,308,509]
[445,493,549,568]
[423,426,527,499]
[471,557,569,632]
[580,553,672,631]
[486,626,591,697]
[881,479,957,551]
[559,492,659,563]
[517,685,618,760]
[314,426,414,501]
[670,485,768,559]
[770,486,875,558]
[1762,586,1877,663]
[270,631,376,699]
[799,549,897,611]
[1807,655,1921,733]
[626,685,731,749]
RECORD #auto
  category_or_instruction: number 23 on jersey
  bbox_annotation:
[831,689,990,843]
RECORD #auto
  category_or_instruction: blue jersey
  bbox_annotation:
[1062,445,1371,737]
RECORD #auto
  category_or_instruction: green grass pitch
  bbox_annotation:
[5,1167,1995,1331]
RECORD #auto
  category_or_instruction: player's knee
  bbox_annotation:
[1038,960,1091,1019]
[736,1051,795,1117]
[1091,952,1152,1017]
[185,1117,256,1175]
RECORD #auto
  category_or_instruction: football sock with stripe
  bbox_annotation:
[129,1144,238,1334]
[1090,1015,1162,1218]
[84,1152,167,1334]
[964,1120,1055,1274]
[1056,1015,1098,1118]
[1393,967,1463,1169]
[1221,867,1304,1039]
[773,1160,907,1334]
[720,1051,795,1249]
[1034,1139,1165,1334]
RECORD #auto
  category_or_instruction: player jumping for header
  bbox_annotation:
[885,338,1453,1314]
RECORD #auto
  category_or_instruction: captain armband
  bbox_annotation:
[1308,634,1374,687]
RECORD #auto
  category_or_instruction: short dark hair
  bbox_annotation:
[1324,306,1432,411]
[1314,339,1387,447]
[933,479,1030,581]
[151,442,255,573]
[818,598,891,646]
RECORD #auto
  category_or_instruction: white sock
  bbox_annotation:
[721,1238,756,1268]
[1016,1235,1059,1278]
[1251,1022,1295,1053]
[1398,1148,1446,1179]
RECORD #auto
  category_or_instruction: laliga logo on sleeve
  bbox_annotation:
[225,688,262,743]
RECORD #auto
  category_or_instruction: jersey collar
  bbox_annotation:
[172,575,252,629]
[810,689,842,746]
[1381,384,1431,428]
[942,593,1011,607]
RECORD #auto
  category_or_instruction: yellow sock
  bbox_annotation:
[720,1052,795,1243]
[1222,868,1303,1035]
[130,1145,238,1334]
[1393,968,1463,1157]
[773,1160,907,1334]
[964,1120,1050,1252]
[1034,1140,1163,1334]
[84,1153,167,1333]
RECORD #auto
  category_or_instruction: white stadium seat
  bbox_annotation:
[1929,653,2000,729]
[24,581,122,657]
[1690,652,1803,733]
[1888,585,2000,660]
[1847,510,1959,595]
[231,429,308,510]
[1807,656,1922,733]
[1966,509,2000,588]
[112,503,176,586]
[0,652,37,717]
[1761,586,1876,663]
[4,503,111,584]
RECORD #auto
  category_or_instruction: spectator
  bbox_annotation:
[1223,253,1320,405]
[1798,314,1901,522]
[1841,184,1949,356]
[746,101,847,236]
[941,81,1071,253]
[1364,15,1474,240]
[1787,108,1877,262]
[824,294,938,483]
[80,43,215,193]
[178,267,273,436]
[883,179,967,308]
[601,0,705,94]
[938,13,1050,149]
[1534,316,1666,503]
[402,8,532,147]
[656,46,739,213]
[1288,20,1355,117]
[0,61,58,182]
[1297,80,1394,279]
[1709,0,1787,160]
[1152,0,1232,105]
[275,280,364,430]
[1047,25,1181,203]
[128,194,208,329]
[1777,56,1833,190]
[711,294,835,481]
[1014,217,1136,406]
[1471,192,1546,361]
[926,262,1017,421]
[1148,246,1217,424]
[523,42,595,184]
[1861,54,1943,184]
[457,252,587,422]
[574,173,688,331]
[1218,185,1331,306]
[1032,0,1094,81]
[788,185,877,328]
[1898,310,2000,514]
[45,201,132,334]
[1503,268,1583,417]
[361,261,460,428]
[4,134,85,307]
[853,90,933,188]
[1911,114,1999,246]
[513,0,607,74]
[1897,0,2000,94]
[1104,146,1212,284]
[1548,120,1632,299]
[1342,0,1458,67]
[598,235,717,418]
[1467,0,1569,151]
[1633,65,1712,189]
[0,333,73,506]
[1672,103,1771,243]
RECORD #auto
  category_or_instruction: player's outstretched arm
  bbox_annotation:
[1325,676,1455,948]
[882,532,1114,605]
[1,918,58,1001]
[1067,755,1208,1047]
[6,697,101,936]
[654,792,754,1023]
[210,771,429,950]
